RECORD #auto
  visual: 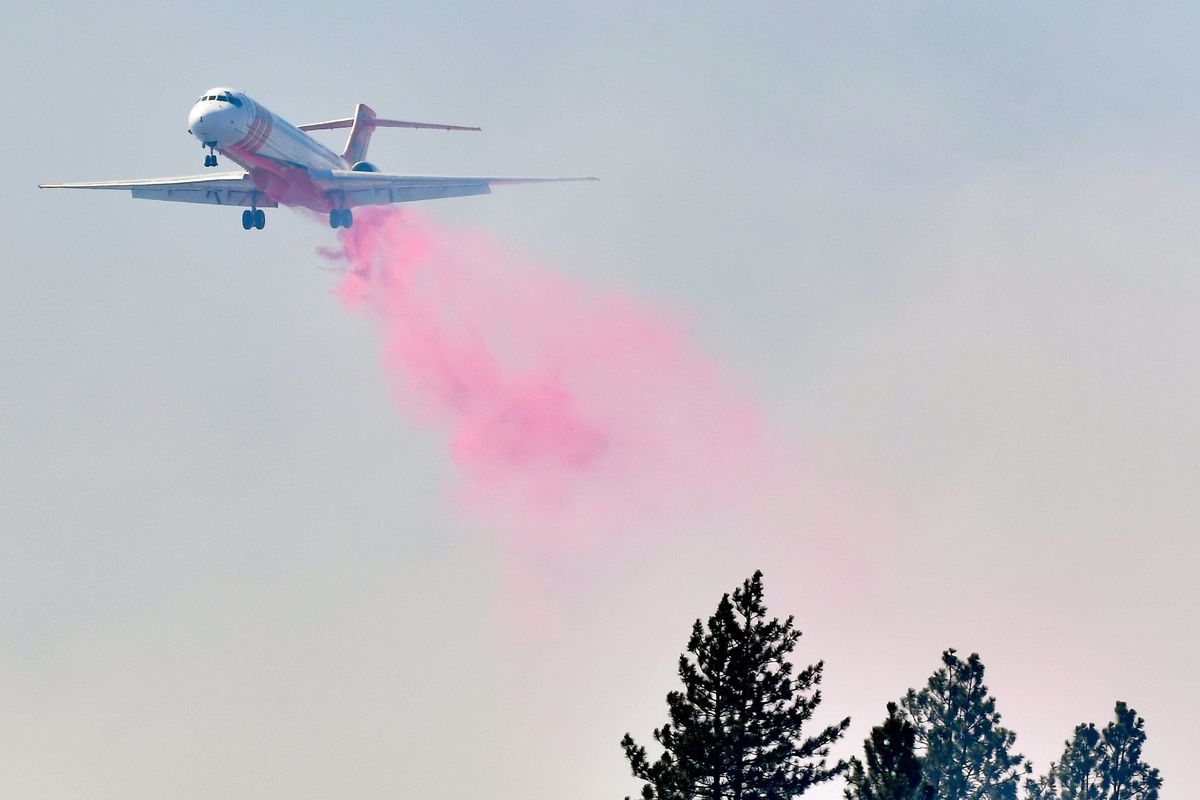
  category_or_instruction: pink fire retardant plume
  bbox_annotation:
[325,207,771,542]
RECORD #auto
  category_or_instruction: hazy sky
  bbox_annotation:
[2,3,1197,798]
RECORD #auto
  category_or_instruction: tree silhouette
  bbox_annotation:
[1099,702,1162,800]
[621,570,849,800]
[844,701,933,800]
[1028,702,1162,800]
[899,649,1029,800]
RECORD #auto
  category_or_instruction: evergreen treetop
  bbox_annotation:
[622,570,849,800]
[844,701,932,800]
[1029,702,1162,800]
[900,649,1030,800]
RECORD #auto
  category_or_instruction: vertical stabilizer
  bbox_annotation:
[342,103,378,164]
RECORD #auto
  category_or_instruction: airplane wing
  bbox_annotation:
[38,172,278,207]
[309,170,599,207]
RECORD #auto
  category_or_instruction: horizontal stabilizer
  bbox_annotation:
[297,118,480,132]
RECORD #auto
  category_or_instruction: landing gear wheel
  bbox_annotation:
[342,209,353,229]
[242,209,254,230]
[330,209,346,229]
[253,209,266,230]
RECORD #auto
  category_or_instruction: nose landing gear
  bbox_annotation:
[203,143,219,168]
[329,208,353,229]
[241,208,266,230]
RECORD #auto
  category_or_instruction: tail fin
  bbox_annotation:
[341,103,378,164]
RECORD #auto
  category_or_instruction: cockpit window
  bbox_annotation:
[228,95,242,107]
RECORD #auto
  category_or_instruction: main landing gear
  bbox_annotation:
[242,209,266,230]
[329,208,353,229]
[203,143,219,168]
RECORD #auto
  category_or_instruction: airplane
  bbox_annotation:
[39,87,596,230]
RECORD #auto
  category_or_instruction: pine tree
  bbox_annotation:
[1024,702,1161,800]
[1025,723,1102,800]
[899,649,1030,800]
[1099,702,1161,800]
[844,702,933,800]
[1024,770,1058,800]
[1059,724,1103,800]
[621,570,850,800]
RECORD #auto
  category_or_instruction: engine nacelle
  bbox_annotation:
[350,161,379,172]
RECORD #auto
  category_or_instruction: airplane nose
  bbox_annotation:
[188,104,210,141]
[189,102,241,145]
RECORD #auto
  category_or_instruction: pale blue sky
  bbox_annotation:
[2,3,1197,798]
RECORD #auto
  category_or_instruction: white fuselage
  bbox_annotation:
[188,87,343,170]
[187,87,348,210]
